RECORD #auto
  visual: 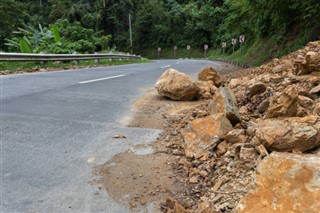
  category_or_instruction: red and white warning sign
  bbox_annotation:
[232,38,237,45]
[239,35,245,43]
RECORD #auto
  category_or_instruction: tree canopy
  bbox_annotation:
[1,0,319,58]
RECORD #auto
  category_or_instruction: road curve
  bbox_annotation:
[1,59,225,212]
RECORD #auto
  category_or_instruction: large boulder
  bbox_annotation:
[236,152,320,213]
[155,68,200,101]
[264,85,298,118]
[198,67,221,87]
[210,86,241,125]
[252,116,320,152]
[181,113,233,159]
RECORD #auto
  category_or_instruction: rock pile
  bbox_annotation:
[155,41,320,213]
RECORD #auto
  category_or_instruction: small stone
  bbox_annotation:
[255,144,269,157]
[272,64,284,73]
[229,78,242,89]
[112,134,127,139]
[309,84,320,94]
[247,82,267,98]
[215,141,229,156]
[199,170,208,177]
[189,175,199,184]
[224,129,247,144]
[212,179,223,191]
[257,100,270,113]
[239,147,257,161]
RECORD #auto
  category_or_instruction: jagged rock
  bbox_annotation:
[166,197,186,213]
[155,68,200,101]
[229,78,242,89]
[235,152,320,213]
[294,51,320,75]
[198,67,221,87]
[272,64,284,73]
[239,147,257,161]
[252,116,320,152]
[289,74,320,85]
[264,85,298,118]
[309,84,320,94]
[246,121,258,137]
[255,144,269,157]
[215,141,229,156]
[298,95,314,108]
[246,81,267,98]
[210,86,241,125]
[181,113,233,159]
[269,75,283,84]
[197,81,218,99]
[224,129,247,144]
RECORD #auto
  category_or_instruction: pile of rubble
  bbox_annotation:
[155,41,320,213]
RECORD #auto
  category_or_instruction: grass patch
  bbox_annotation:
[0,57,149,75]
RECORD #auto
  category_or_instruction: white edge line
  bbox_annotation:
[160,65,171,69]
[78,74,126,84]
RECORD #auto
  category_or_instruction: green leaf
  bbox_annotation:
[51,24,61,42]
[19,38,32,53]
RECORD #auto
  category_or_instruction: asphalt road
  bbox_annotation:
[1,59,225,213]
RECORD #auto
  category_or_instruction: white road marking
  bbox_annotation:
[160,65,171,69]
[78,74,126,84]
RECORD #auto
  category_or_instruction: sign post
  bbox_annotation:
[231,38,237,62]
[187,45,190,59]
[204,44,208,58]
[174,46,177,59]
[157,47,161,59]
[129,14,133,54]
[222,42,227,59]
[239,35,245,62]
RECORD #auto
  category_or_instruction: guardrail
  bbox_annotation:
[0,52,141,62]
[212,58,251,69]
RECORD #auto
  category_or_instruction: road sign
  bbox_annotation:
[174,46,177,50]
[187,45,191,50]
[204,44,208,50]
[158,47,161,51]
[239,35,245,43]
[232,38,237,45]
[222,42,227,48]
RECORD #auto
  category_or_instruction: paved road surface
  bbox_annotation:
[1,60,227,212]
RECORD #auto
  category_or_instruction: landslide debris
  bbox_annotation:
[155,41,320,213]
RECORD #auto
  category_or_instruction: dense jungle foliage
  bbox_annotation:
[1,0,320,64]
